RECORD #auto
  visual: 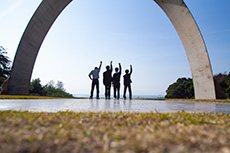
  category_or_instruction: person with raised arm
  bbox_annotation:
[88,61,102,99]
[123,65,132,100]
[112,63,122,99]
[103,61,113,99]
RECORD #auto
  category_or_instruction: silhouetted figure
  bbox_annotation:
[123,65,132,99]
[89,61,102,99]
[113,63,122,99]
[103,61,113,99]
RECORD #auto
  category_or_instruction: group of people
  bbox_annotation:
[88,61,132,100]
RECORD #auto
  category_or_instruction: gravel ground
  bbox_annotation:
[0,111,230,153]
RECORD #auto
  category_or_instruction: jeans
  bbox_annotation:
[90,79,99,98]
[123,84,132,99]
[104,85,111,99]
[113,84,120,99]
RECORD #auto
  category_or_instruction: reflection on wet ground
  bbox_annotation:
[0,99,230,113]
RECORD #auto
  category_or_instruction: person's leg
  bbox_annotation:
[96,80,99,99]
[105,86,107,99]
[128,84,132,99]
[113,86,116,99]
[108,85,111,99]
[123,85,127,99]
[90,80,95,98]
[118,85,120,99]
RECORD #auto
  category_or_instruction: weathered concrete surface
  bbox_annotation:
[7,0,216,99]
[1,99,230,114]
[8,0,73,95]
[154,0,216,99]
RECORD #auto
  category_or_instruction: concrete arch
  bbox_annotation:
[7,0,216,99]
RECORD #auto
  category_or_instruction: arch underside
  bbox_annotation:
[7,0,216,99]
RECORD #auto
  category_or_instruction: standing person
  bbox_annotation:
[123,65,132,100]
[112,63,122,99]
[88,61,102,99]
[103,61,113,99]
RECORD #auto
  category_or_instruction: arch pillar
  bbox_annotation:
[8,0,73,95]
[154,0,216,99]
[7,0,216,99]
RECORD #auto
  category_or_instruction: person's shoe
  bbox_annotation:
[89,96,93,99]
[96,97,100,99]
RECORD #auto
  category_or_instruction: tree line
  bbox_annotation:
[165,72,230,99]
[30,78,73,97]
[0,46,72,97]
[0,46,11,85]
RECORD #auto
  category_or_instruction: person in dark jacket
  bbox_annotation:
[112,63,122,99]
[103,61,113,99]
[123,65,132,100]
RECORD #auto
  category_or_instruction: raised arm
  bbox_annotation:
[130,65,132,74]
[119,63,122,73]
[110,61,113,72]
[99,61,102,69]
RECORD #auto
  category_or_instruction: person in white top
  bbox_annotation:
[88,61,102,99]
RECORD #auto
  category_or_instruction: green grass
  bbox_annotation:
[0,95,90,99]
[134,98,230,103]
[165,98,230,103]
[0,95,66,99]
[1,95,230,103]
[0,111,230,153]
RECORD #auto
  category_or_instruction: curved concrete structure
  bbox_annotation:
[154,0,216,99]
[7,0,216,99]
[8,0,72,95]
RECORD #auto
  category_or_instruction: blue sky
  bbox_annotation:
[0,0,230,96]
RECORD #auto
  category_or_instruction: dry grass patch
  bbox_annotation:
[166,99,230,103]
[0,111,230,153]
[135,98,230,103]
[0,95,72,99]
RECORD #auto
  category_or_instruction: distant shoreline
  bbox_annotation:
[73,94,164,99]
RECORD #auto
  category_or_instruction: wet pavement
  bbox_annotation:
[0,99,230,113]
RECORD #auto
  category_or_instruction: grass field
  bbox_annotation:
[0,95,230,103]
[0,95,85,99]
[0,111,230,153]
[0,95,64,99]
[135,98,230,103]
